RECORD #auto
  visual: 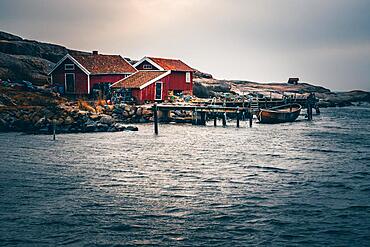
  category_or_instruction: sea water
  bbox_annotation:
[0,107,369,246]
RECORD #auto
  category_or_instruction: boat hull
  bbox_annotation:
[257,104,301,124]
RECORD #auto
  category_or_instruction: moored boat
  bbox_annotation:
[257,103,302,124]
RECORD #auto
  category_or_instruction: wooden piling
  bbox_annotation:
[236,109,240,128]
[53,121,56,141]
[200,112,206,126]
[249,112,253,127]
[222,113,227,127]
[214,114,217,127]
[153,103,159,135]
[307,103,313,121]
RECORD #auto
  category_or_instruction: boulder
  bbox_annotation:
[113,123,127,131]
[99,115,114,125]
[35,117,46,128]
[64,116,74,125]
[136,107,143,116]
[125,126,138,131]
[89,114,100,120]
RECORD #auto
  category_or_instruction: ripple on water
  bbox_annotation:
[0,107,369,246]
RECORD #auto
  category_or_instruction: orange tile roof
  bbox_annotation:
[148,57,195,72]
[73,54,137,74]
[111,71,168,89]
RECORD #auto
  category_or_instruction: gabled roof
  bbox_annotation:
[134,56,195,72]
[74,54,137,74]
[111,70,170,90]
[49,53,137,75]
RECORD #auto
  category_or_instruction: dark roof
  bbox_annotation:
[148,57,195,72]
[111,71,168,89]
[73,54,137,74]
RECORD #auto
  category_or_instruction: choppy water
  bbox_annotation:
[1,107,370,246]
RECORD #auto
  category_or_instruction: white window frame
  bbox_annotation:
[64,73,76,93]
[154,81,163,100]
[186,72,191,83]
[143,64,153,70]
[65,64,75,70]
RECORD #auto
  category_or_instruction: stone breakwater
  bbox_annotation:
[0,103,154,134]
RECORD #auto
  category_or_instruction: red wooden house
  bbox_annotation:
[111,57,195,103]
[49,51,137,94]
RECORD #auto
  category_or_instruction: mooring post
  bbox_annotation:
[52,120,56,141]
[200,112,206,126]
[307,102,313,121]
[153,103,158,135]
[236,108,240,128]
[214,113,217,127]
[249,111,253,128]
[222,112,227,127]
[193,108,198,125]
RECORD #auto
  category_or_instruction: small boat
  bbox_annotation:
[257,103,302,124]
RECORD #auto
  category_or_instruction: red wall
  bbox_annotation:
[167,71,193,93]
[132,71,193,104]
[90,74,128,89]
[51,58,88,94]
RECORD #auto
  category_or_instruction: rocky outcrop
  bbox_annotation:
[0,84,144,133]
[0,52,54,85]
[193,73,369,107]
[0,31,89,85]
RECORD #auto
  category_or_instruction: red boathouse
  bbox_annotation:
[111,57,195,103]
[49,51,136,95]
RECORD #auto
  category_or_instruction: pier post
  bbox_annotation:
[194,109,198,125]
[200,112,206,126]
[236,108,240,128]
[153,103,158,135]
[307,103,313,121]
[222,113,227,127]
[249,112,253,128]
[214,113,217,127]
[52,120,56,141]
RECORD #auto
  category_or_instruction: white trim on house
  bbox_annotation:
[133,57,164,71]
[186,72,191,83]
[64,64,75,70]
[48,54,91,75]
[64,73,76,93]
[139,70,171,90]
[88,75,90,94]
[154,81,163,101]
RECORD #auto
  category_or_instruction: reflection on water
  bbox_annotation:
[0,107,370,246]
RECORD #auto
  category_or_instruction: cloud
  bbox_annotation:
[0,0,369,90]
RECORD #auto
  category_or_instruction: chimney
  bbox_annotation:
[92,50,98,55]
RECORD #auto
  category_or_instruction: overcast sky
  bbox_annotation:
[1,0,369,90]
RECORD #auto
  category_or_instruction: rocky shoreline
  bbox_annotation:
[0,85,154,134]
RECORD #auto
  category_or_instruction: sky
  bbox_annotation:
[0,0,369,90]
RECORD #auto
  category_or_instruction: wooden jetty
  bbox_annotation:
[152,103,253,135]
[151,94,319,134]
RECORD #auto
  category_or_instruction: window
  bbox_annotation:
[155,82,163,100]
[65,73,75,93]
[186,72,191,83]
[65,64,75,70]
[143,64,152,70]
